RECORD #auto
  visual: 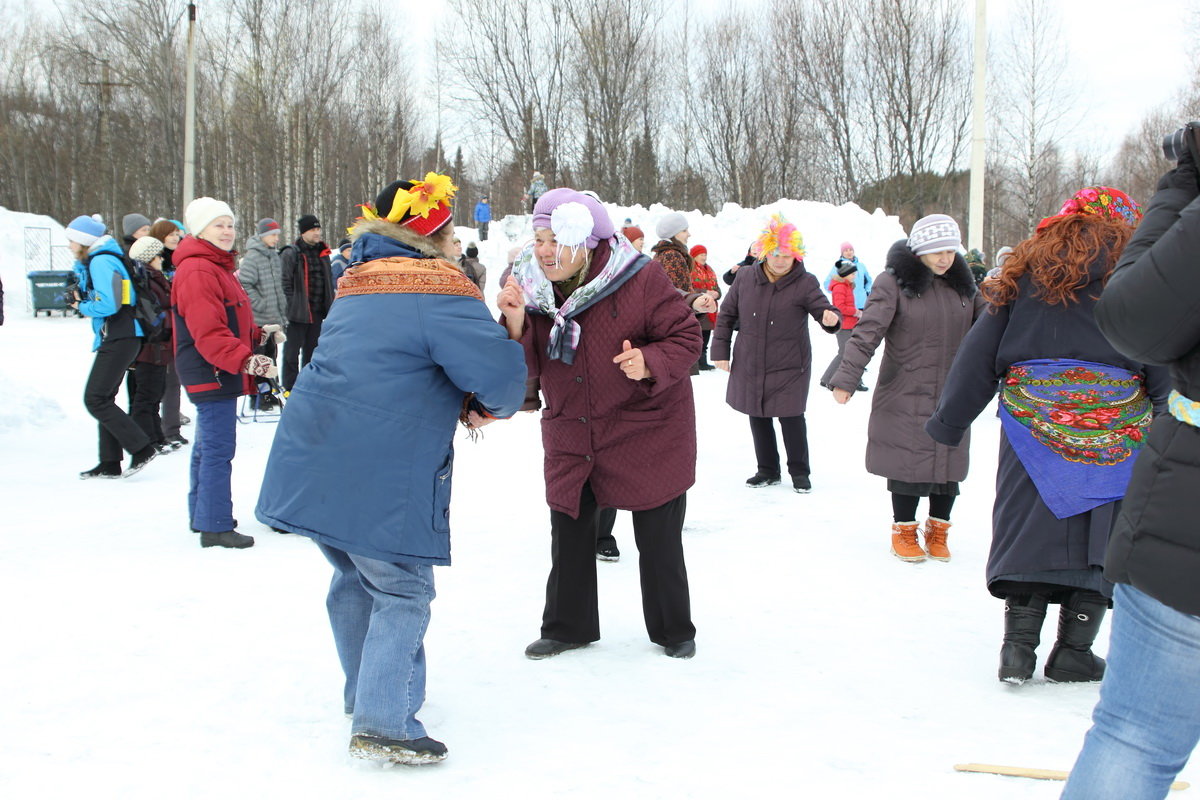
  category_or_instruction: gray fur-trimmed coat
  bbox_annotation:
[830,240,985,484]
[238,233,287,327]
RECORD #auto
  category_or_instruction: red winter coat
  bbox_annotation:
[690,261,722,329]
[515,242,702,518]
[172,236,258,401]
[831,278,859,330]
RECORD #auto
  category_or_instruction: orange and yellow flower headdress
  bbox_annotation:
[359,173,458,237]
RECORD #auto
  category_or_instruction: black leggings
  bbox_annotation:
[891,492,955,523]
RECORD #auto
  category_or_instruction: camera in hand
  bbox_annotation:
[59,281,81,305]
[1162,121,1200,163]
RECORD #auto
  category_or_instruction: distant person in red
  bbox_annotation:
[689,244,721,371]
[819,257,865,390]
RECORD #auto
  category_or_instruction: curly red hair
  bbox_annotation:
[981,215,1135,307]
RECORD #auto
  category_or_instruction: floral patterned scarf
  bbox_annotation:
[512,237,647,365]
[999,358,1152,518]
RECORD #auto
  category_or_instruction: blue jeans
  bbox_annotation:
[318,543,436,740]
[1061,583,1200,799]
[188,398,237,532]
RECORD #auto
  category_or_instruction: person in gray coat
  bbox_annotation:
[238,218,288,361]
[830,214,985,563]
[711,215,840,493]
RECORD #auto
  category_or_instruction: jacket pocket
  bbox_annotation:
[432,453,453,533]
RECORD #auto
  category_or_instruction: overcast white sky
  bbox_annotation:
[399,0,1195,164]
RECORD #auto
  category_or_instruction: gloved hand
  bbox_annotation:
[260,323,286,346]
[244,354,278,379]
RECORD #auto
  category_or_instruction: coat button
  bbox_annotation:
[579,416,588,423]
[584,455,592,462]
[575,376,583,383]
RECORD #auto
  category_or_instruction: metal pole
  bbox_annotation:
[967,0,987,254]
[182,2,197,216]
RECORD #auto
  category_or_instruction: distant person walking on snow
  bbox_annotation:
[525,171,548,213]
[474,195,492,240]
[821,241,872,391]
[711,214,841,494]
[280,214,334,391]
[66,214,159,479]
[829,214,984,563]
[819,258,866,391]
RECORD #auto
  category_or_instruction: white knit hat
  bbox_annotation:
[908,214,962,257]
[655,212,689,241]
[129,236,165,264]
[184,197,235,237]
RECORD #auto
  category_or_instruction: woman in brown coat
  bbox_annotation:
[711,215,840,493]
[830,214,984,562]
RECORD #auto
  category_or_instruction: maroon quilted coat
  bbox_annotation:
[515,242,702,518]
[711,260,840,417]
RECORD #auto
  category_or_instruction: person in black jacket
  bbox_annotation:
[1060,134,1200,799]
[722,247,755,286]
[281,214,334,391]
[927,186,1169,686]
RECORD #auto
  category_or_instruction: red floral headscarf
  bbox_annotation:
[1036,186,1142,233]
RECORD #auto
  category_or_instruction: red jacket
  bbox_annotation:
[831,279,859,330]
[515,241,701,518]
[172,236,258,401]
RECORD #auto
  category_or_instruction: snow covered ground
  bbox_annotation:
[0,204,1164,799]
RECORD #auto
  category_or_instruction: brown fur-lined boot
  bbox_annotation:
[890,521,925,562]
[923,517,952,561]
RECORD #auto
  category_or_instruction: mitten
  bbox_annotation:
[260,323,286,346]
[245,354,278,379]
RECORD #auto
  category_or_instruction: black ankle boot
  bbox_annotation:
[1044,591,1108,682]
[999,594,1048,684]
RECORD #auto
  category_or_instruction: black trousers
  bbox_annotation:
[891,492,956,523]
[478,221,489,241]
[748,414,809,477]
[282,319,323,391]
[698,328,713,367]
[160,361,182,437]
[126,361,167,444]
[597,506,617,548]
[542,483,695,647]
[84,338,150,462]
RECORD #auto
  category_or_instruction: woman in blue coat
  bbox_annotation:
[256,174,527,765]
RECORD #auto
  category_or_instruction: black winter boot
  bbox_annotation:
[1044,591,1108,682]
[80,461,122,479]
[745,472,781,488]
[200,530,255,549]
[999,594,1048,684]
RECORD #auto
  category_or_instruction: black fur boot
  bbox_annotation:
[999,594,1048,684]
[1044,590,1109,683]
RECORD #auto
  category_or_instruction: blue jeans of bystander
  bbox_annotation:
[1061,582,1200,799]
[318,543,436,741]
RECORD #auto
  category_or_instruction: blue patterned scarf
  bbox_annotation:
[512,238,647,365]
[999,358,1152,519]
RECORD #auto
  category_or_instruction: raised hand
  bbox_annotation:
[613,338,651,381]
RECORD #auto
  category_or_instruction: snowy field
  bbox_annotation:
[0,204,1168,799]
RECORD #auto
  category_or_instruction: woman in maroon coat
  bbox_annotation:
[496,187,703,660]
[711,215,841,493]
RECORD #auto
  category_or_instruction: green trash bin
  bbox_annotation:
[28,270,77,316]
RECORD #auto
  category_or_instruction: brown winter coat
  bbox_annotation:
[830,240,985,483]
[515,240,702,518]
[651,239,694,293]
[711,260,840,417]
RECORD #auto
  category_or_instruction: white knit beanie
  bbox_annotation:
[129,236,165,264]
[907,214,962,257]
[185,197,235,237]
[655,212,689,241]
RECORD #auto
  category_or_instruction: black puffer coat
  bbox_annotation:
[1095,172,1200,616]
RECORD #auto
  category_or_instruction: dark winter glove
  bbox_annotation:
[244,354,278,379]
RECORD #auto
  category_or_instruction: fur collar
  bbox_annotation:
[884,239,977,300]
[350,218,445,259]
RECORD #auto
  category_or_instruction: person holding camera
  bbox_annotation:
[1060,125,1200,799]
[64,214,158,479]
[173,198,279,549]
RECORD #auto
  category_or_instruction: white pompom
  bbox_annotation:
[550,202,594,249]
[91,213,103,222]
